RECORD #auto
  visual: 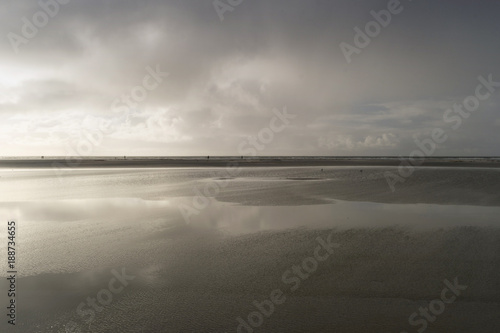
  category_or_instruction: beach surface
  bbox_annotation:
[0,165,499,332]
[1,156,500,169]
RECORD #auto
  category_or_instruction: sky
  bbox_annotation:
[1,0,499,156]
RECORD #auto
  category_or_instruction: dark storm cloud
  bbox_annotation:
[1,0,499,155]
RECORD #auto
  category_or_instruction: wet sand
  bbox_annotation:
[6,226,500,332]
[0,166,499,332]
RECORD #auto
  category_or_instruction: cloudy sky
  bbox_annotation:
[1,0,499,156]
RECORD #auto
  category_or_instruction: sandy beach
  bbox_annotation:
[0,165,499,332]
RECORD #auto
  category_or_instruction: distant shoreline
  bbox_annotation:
[1,157,500,169]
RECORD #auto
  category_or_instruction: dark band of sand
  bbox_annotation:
[1,157,500,168]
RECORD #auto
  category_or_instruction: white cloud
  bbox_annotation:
[319,132,399,152]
